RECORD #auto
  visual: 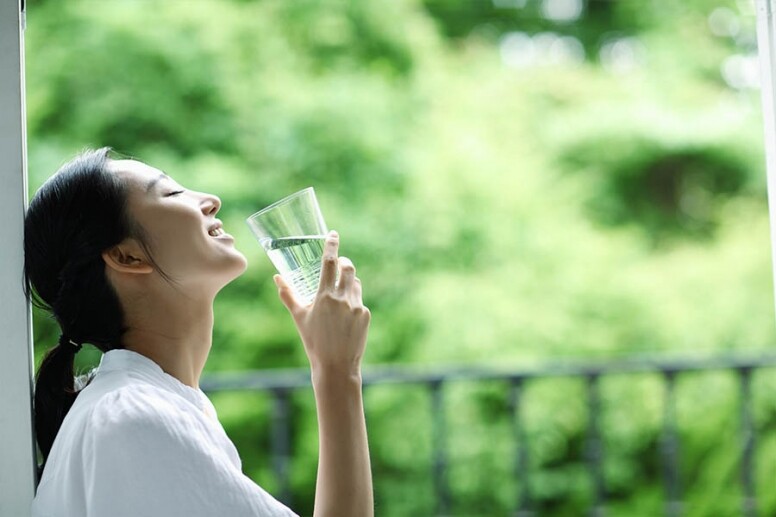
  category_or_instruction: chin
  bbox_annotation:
[225,251,249,281]
[207,250,248,291]
[225,250,248,283]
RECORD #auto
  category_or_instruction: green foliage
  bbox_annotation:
[25,0,776,515]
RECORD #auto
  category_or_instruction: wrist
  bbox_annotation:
[311,363,363,392]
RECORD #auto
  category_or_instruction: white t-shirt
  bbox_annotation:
[32,349,298,517]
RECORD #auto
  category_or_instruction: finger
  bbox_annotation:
[317,230,339,295]
[335,257,355,296]
[274,274,301,315]
[351,277,363,306]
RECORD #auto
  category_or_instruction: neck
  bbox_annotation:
[120,287,215,389]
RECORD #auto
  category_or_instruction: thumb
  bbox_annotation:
[273,274,300,315]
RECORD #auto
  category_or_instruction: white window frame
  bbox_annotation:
[757,0,776,320]
[0,0,37,515]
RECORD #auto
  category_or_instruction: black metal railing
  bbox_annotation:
[201,352,776,516]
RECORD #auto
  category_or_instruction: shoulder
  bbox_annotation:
[75,384,298,517]
[80,383,221,478]
[85,383,198,443]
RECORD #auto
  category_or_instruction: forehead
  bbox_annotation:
[107,159,168,192]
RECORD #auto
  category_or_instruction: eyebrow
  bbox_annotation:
[145,173,170,194]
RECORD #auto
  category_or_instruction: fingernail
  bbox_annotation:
[329,230,339,239]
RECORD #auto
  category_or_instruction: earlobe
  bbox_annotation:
[101,243,154,275]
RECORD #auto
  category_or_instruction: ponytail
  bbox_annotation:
[23,148,145,471]
[34,335,86,471]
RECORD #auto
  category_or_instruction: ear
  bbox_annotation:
[101,239,154,275]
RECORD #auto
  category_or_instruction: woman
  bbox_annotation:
[25,148,373,517]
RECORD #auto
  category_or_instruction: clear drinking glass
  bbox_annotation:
[246,187,333,305]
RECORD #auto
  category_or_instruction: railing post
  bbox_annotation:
[270,388,292,507]
[738,368,757,517]
[509,377,532,517]
[429,380,450,516]
[584,374,605,517]
[660,371,682,517]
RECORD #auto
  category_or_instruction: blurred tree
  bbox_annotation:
[23,0,776,515]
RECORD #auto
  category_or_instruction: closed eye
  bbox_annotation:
[165,190,185,197]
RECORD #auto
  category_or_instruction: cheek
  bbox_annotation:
[141,212,205,262]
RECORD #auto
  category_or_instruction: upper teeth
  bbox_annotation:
[209,227,224,237]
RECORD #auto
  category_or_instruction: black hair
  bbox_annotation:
[23,147,163,471]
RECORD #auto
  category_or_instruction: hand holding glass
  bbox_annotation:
[246,187,334,305]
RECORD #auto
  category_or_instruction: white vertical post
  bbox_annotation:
[756,0,776,321]
[0,0,37,515]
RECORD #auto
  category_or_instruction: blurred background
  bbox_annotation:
[24,0,776,515]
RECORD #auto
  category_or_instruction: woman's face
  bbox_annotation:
[108,159,248,292]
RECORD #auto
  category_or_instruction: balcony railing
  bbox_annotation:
[201,352,776,516]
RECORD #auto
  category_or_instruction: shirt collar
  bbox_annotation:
[96,349,208,411]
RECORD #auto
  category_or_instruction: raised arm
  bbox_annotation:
[273,231,373,517]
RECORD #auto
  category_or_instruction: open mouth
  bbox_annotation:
[208,227,225,237]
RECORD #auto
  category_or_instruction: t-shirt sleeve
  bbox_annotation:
[81,386,298,517]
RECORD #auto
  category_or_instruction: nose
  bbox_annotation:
[201,193,221,216]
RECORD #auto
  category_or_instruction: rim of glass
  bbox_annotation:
[246,187,316,220]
